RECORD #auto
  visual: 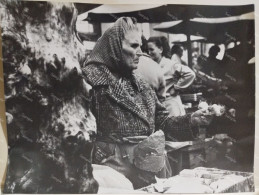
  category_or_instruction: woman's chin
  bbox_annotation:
[129,63,138,70]
[123,62,138,73]
[132,64,139,71]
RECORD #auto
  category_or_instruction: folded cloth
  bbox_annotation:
[92,164,133,190]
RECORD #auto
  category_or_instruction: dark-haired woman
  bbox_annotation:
[171,44,187,65]
[148,36,196,117]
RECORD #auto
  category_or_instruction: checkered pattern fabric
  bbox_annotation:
[85,17,132,76]
[83,17,194,141]
[83,64,195,141]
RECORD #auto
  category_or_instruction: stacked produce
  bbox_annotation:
[141,167,253,193]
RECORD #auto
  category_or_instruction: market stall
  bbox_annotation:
[0,1,255,194]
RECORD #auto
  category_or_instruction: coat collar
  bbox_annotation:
[83,64,143,90]
[83,64,151,125]
[82,64,111,86]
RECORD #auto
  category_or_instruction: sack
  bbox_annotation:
[133,130,166,173]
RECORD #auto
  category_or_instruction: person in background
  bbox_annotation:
[135,36,166,100]
[171,44,187,65]
[82,17,213,189]
[193,55,206,71]
[201,45,222,78]
[147,36,196,117]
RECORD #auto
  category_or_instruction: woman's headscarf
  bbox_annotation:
[85,17,138,77]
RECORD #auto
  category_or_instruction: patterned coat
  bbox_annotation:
[83,64,195,142]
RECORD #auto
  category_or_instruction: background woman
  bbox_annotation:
[171,44,187,65]
[135,36,166,100]
[147,36,196,117]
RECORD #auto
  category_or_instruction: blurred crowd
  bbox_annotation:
[83,35,255,141]
[82,34,255,173]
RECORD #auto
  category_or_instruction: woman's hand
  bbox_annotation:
[190,109,214,126]
[169,86,179,96]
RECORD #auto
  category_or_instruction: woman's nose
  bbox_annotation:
[136,48,143,57]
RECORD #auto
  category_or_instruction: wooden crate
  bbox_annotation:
[167,139,215,174]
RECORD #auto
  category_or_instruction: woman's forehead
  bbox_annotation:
[147,42,157,48]
[124,30,141,42]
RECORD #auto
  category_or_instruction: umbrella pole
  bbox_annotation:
[186,32,192,68]
[184,19,192,68]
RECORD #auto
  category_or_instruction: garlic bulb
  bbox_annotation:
[209,104,225,116]
[198,101,209,110]
[198,102,225,116]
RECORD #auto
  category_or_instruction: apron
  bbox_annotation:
[163,95,186,117]
[92,130,172,189]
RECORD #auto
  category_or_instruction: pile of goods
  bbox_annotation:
[198,101,225,116]
[141,167,254,193]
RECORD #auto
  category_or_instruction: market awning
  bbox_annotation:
[248,57,255,64]
[190,11,254,23]
[85,4,163,14]
[171,34,206,43]
[74,3,101,15]
[153,12,254,44]
[84,4,254,23]
[86,4,166,23]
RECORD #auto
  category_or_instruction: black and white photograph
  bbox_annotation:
[0,0,256,193]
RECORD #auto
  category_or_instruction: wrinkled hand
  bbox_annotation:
[191,109,214,126]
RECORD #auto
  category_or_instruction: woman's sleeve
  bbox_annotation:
[155,97,195,141]
[173,63,196,90]
[157,71,166,99]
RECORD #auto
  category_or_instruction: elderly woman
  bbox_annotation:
[82,17,211,189]
[147,37,196,117]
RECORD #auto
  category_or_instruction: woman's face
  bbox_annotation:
[147,42,163,63]
[122,30,142,72]
[178,48,183,58]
